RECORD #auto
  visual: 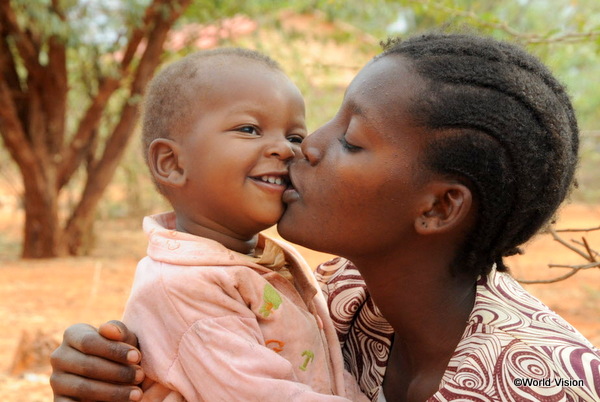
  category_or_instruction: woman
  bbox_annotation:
[50,33,600,401]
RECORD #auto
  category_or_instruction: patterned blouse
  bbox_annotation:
[315,258,600,401]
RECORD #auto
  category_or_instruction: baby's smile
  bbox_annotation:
[253,174,289,186]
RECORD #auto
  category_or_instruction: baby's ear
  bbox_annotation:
[415,182,473,235]
[148,138,186,188]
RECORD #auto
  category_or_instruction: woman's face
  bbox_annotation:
[278,55,431,259]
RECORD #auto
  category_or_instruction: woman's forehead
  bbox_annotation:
[344,55,422,123]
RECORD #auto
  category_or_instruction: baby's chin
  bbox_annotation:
[254,206,285,232]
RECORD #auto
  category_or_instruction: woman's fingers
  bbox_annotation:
[50,322,145,401]
[63,322,140,366]
[50,372,142,401]
[98,320,140,357]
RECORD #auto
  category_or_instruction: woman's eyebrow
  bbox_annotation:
[348,100,365,117]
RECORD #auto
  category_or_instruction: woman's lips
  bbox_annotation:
[282,186,300,204]
[282,170,300,204]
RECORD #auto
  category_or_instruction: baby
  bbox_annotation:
[122,48,367,401]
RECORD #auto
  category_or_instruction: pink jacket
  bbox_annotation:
[122,212,367,401]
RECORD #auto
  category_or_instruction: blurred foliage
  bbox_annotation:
[1,0,600,222]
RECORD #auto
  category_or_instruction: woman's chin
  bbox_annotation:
[275,215,299,242]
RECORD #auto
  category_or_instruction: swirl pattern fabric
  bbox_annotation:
[315,258,393,400]
[316,258,600,401]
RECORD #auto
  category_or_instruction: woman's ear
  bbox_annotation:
[415,182,473,235]
[148,138,187,188]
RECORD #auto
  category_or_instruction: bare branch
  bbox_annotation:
[516,269,579,284]
[555,226,600,233]
[549,227,590,260]
[582,237,597,262]
[517,262,599,284]
[549,262,600,270]
[571,239,599,259]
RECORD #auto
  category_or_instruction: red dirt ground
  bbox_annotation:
[0,203,599,401]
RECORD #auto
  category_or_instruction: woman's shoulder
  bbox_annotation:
[472,268,597,350]
[435,267,600,401]
[315,258,364,287]
[437,322,600,401]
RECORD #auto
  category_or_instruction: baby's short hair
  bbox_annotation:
[141,48,282,167]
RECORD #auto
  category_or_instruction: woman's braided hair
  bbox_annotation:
[380,33,579,276]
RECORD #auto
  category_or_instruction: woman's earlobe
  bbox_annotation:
[148,138,187,187]
[415,183,473,235]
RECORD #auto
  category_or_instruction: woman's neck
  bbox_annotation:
[351,251,477,401]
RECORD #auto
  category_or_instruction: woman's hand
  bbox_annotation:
[50,320,144,401]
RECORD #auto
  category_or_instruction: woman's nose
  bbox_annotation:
[301,130,323,166]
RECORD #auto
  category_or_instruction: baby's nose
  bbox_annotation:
[268,139,295,160]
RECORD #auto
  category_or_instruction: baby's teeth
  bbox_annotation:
[259,176,284,185]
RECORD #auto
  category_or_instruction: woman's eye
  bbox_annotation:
[339,136,362,152]
[237,126,260,135]
[287,135,305,144]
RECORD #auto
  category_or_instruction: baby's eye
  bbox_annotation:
[237,126,260,135]
[287,134,305,144]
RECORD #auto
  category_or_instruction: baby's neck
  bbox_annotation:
[174,214,259,255]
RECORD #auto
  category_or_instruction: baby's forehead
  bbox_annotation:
[180,54,283,95]
[189,51,280,76]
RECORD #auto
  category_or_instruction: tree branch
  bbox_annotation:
[94,0,192,174]
[582,237,597,262]
[0,0,52,169]
[555,225,600,233]
[515,224,600,284]
[571,239,599,260]
[42,1,68,155]
[57,0,187,190]
[549,227,591,260]
[0,28,23,94]
[64,0,192,249]
[516,269,579,284]
[549,262,600,270]
[517,262,600,284]
[0,0,43,79]
[0,77,42,186]
[56,77,121,190]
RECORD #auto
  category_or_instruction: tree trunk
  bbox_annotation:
[21,175,62,258]
[0,0,191,258]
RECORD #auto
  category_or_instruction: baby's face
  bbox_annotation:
[176,61,307,238]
